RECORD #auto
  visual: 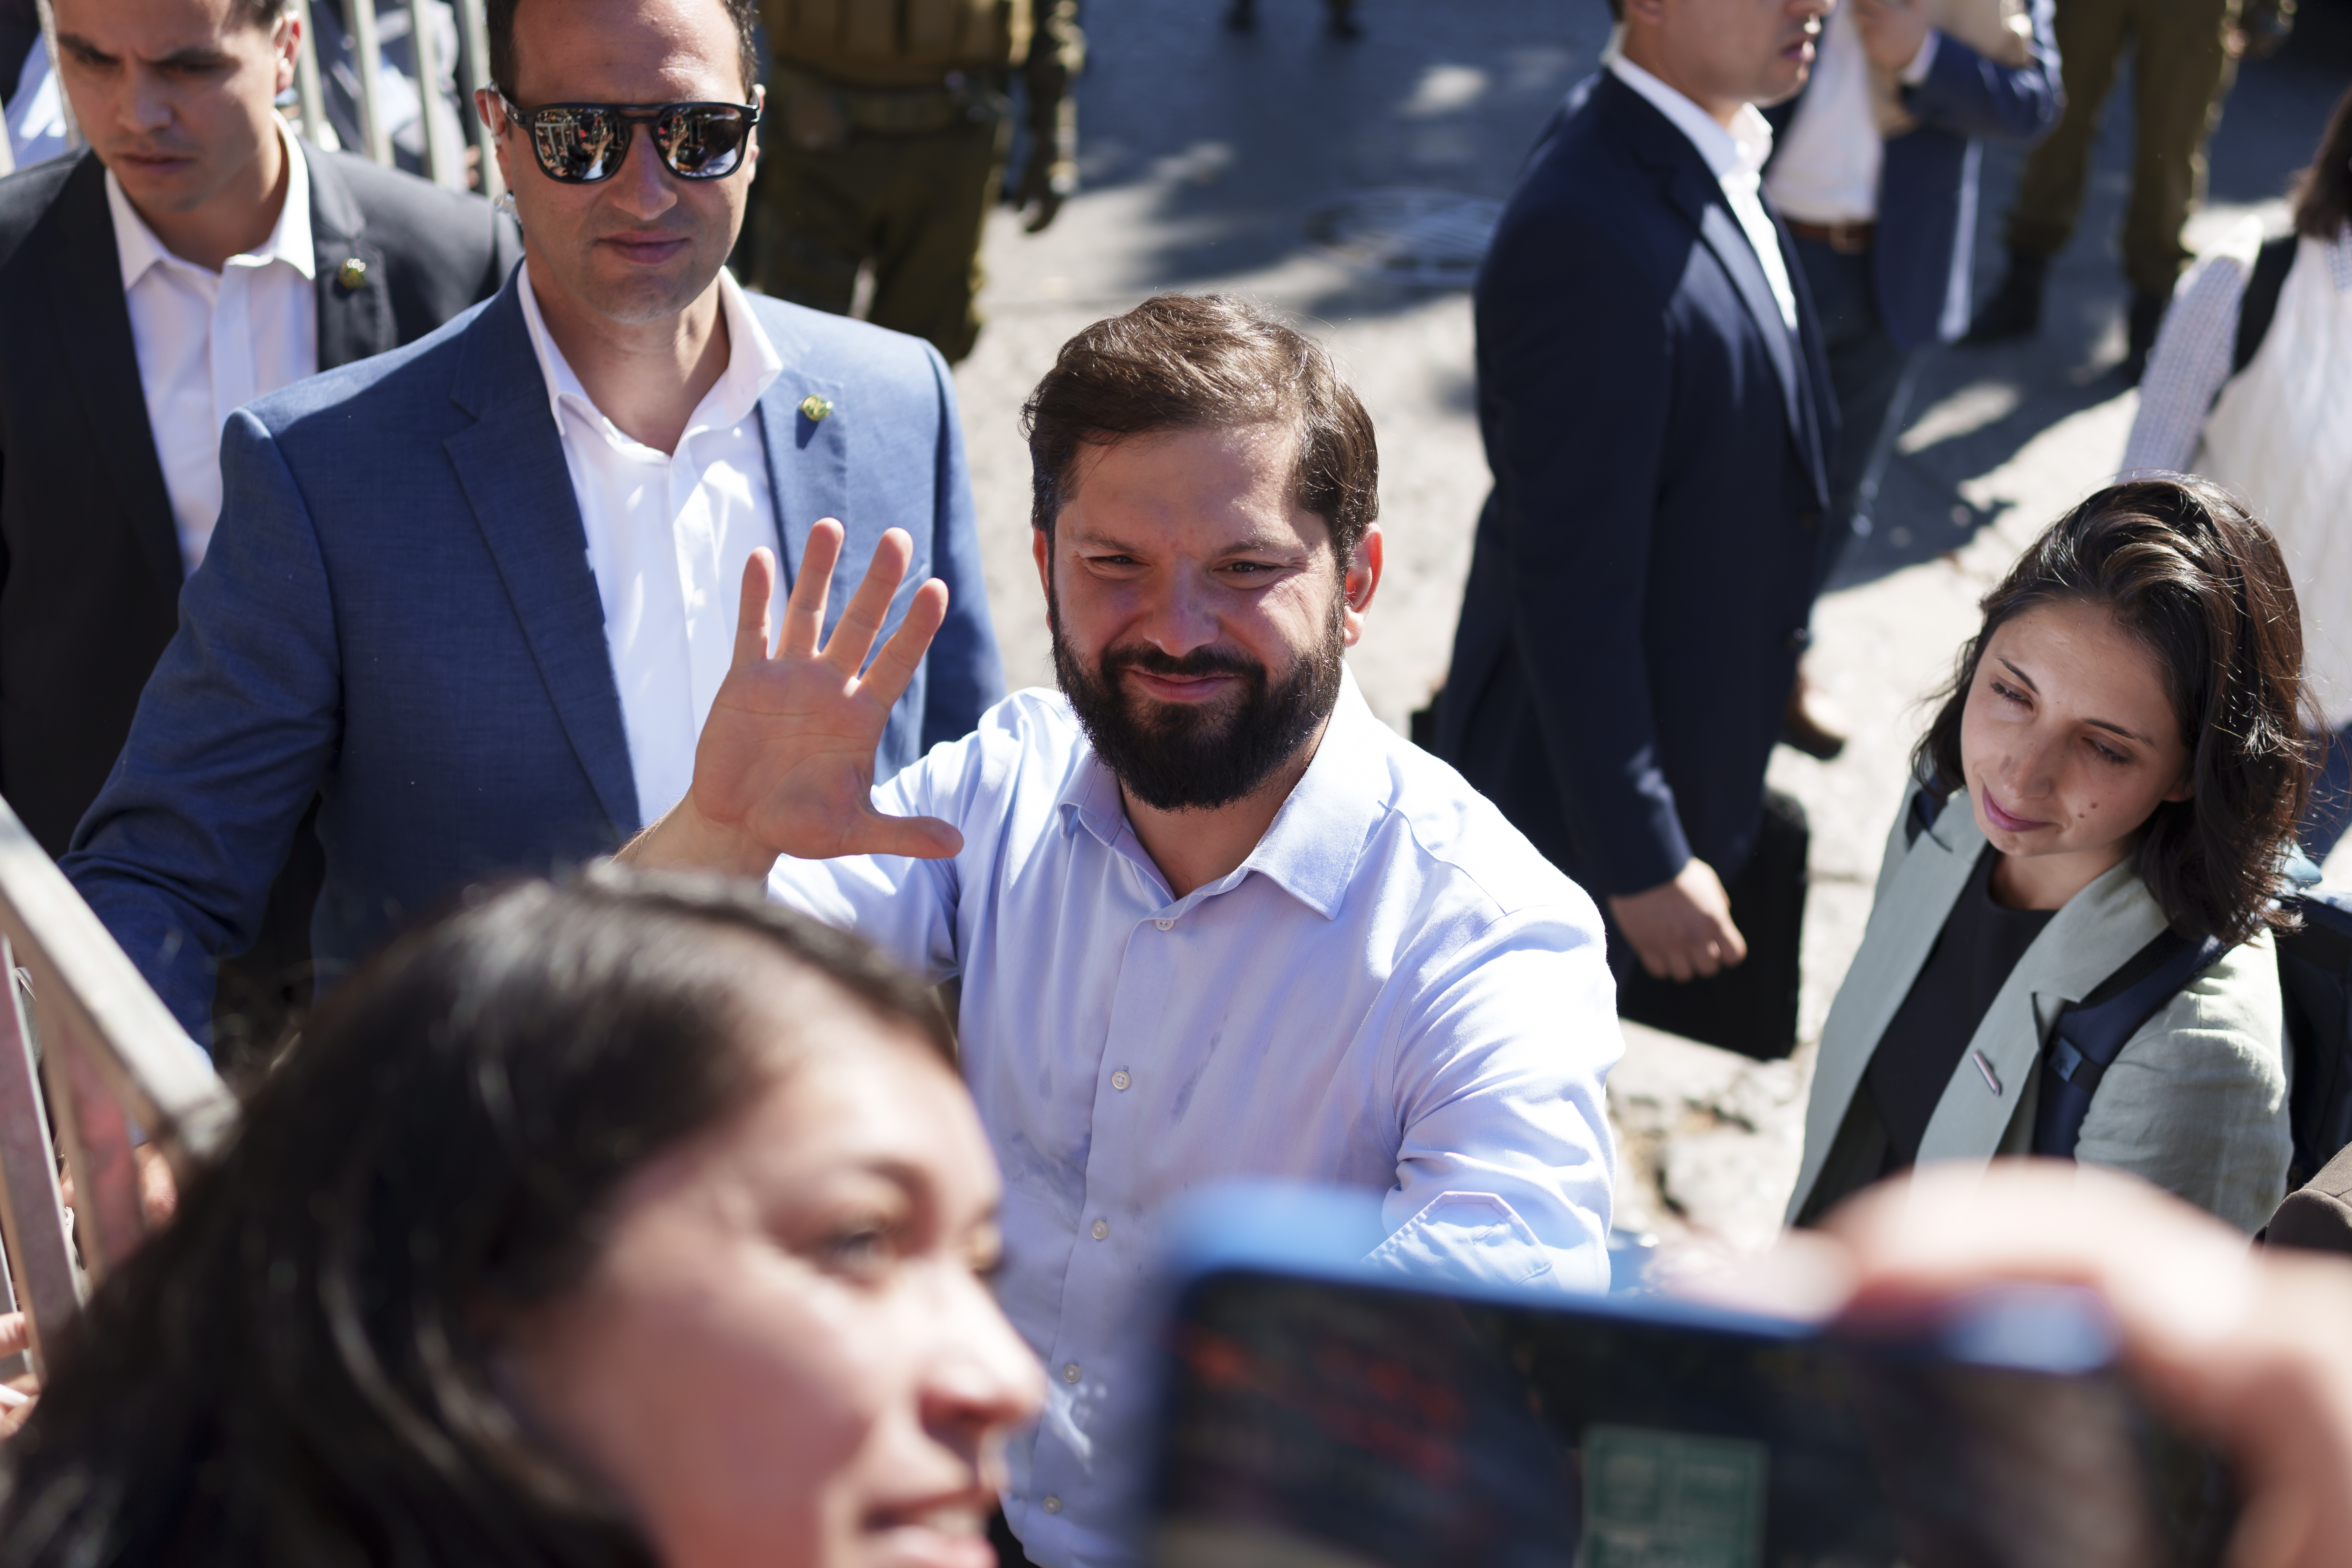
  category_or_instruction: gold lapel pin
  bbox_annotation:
[336,257,369,291]
[799,394,834,422]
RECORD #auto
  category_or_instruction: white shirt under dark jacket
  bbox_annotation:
[107,117,317,575]
[518,266,784,827]
[768,670,1620,1568]
[1608,54,1799,331]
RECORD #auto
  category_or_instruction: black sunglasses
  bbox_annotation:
[496,93,761,184]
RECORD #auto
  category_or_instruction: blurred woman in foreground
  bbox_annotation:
[1789,479,2311,1233]
[0,872,1042,1568]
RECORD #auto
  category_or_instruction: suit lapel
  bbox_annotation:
[305,146,396,371]
[1789,792,1981,1211]
[45,154,184,601]
[1607,75,1827,504]
[753,312,853,630]
[442,279,641,833]
[1915,844,2170,1165]
[1694,200,1805,439]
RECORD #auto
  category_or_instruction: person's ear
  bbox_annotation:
[1341,525,1383,647]
[274,13,298,97]
[1032,526,1052,613]
[2163,766,2195,804]
[475,87,518,194]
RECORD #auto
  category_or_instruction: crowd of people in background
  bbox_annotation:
[2,0,2352,1562]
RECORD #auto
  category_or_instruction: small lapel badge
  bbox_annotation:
[1972,1049,2004,1097]
[798,394,834,422]
[336,256,369,291]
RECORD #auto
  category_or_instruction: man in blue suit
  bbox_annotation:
[1434,0,1836,1004]
[64,0,1002,1042]
[1764,0,2060,572]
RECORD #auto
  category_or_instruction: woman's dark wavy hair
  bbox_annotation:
[1913,477,2314,945]
[0,869,953,1568]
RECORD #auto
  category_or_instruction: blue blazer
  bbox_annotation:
[1434,72,1837,901]
[64,270,1004,1037]
[1772,5,2060,350]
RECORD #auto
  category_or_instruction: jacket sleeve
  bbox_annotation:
[61,410,343,1043]
[1479,200,1685,896]
[1902,0,2062,148]
[2073,932,2292,1234]
[917,342,1005,751]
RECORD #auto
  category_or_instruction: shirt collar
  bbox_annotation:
[1057,665,1388,921]
[518,264,783,444]
[1608,55,1774,182]
[106,116,314,289]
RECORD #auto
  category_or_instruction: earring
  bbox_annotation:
[493,191,518,221]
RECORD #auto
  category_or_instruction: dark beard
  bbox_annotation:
[1050,591,1347,812]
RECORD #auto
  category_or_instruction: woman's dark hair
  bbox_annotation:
[1021,294,1380,565]
[1914,477,2313,945]
[0,870,953,1568]
[2292,82,2352,241]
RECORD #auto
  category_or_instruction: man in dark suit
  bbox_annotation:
[1434,0,1836,1002]
[0,0,516,1060]
[63,0,1001,1043]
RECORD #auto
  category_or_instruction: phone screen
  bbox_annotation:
[1150,1269,2232,1568]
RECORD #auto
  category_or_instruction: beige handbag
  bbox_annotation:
[1870,0,2035,135]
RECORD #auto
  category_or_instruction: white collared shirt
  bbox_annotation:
[108,118,317,574]
[1609,54,1799,330]
[1766,8,1942,225]
[518,265,783,826]
[768,671,1620,1567]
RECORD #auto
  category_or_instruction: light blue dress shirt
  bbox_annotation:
[767,669,1620,1568]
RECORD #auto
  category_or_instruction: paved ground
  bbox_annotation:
[941,0,2352,1251]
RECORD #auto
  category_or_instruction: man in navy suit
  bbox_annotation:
[64,0,1001,1042]
[1434,0,1836,996]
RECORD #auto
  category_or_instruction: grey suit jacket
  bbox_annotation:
[1790,786,2291,1234]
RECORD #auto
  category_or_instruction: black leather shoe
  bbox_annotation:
[1782,677,1849,761]
[2123,290,2169,384]
[1963,252,2049,345]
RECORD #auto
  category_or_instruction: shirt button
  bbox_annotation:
[1155,918,1173,930]
[1062,1362,1081,1384]
[1110,1069,1131,1091]
[1043,1496,1063,1515]
[1091,1218,1109,1240]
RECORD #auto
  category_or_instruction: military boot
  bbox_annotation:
[1963,251,2049,345]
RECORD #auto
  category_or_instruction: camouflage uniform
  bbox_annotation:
[754,0,1083,363]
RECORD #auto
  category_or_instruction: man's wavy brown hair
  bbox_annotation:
[1914,478,2314,945]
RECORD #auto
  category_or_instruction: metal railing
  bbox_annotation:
[290,0,498,194]
[0,797,231,1383]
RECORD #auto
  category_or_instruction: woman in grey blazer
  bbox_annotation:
[1791,479,2314,1234]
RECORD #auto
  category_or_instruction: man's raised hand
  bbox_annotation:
[620,520,962,875]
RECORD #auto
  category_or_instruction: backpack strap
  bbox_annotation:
[2230,234,2299,376]
[1902,777,1951,850]
[2032,929,2228,1158]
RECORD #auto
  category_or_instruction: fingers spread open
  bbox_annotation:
[822,528,915,676]
[733,549,779,668]
[781,520,845,658]
[858,579,949,714]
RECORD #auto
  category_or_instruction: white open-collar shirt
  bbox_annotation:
[108,117,317,575]
[518,265,783,826]
[768,671,1620,1568]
